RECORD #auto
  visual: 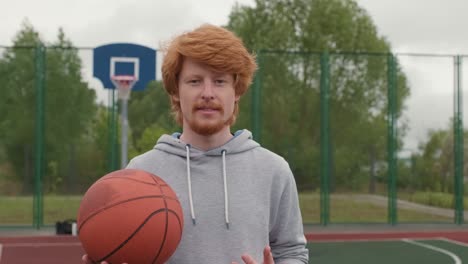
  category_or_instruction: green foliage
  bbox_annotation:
[0,22,98,194]
[397,159,414,188]
[128,81,179,155]
[0,21,40,192]
[42,29,98,193]
[407,124,466,193]
[128,124,171,160]
[410,192,454,209]
[227,0,410,190]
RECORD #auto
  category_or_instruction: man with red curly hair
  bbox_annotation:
[84,24,308,264]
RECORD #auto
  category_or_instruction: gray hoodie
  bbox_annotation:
[127,129,309,264]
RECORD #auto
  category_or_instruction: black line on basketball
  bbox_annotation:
[78,195,177,230]
[97,208,167,262]
[150,175,169,264]
[151,209,183,264]
[96,176,168,187]
[96,208,182,263]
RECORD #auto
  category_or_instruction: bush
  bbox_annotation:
[410,192,454,209]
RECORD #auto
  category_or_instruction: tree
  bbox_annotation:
[227,0,410,191]
[0,22,97,193]
[128,80,179,155]
[0,21,43,193]
[410,119,468,193]
[73,105,112,191]
[44,28,98,192]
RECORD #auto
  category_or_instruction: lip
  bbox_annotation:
[197,108,219,113]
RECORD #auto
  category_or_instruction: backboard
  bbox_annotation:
[93,43,156,91]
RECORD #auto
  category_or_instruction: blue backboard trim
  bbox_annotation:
[93,43,156,91]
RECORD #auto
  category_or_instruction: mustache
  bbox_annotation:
[193,102,223,111]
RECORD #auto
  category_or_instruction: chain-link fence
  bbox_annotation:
[0,45,119,227]
[252,51,466,225]
[0,46,466,228]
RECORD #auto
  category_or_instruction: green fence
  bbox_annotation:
[0,45,121,228]
[0,46,466,228]
[251,51,466,225]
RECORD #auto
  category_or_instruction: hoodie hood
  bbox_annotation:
[152,129,259,228]
[153,129,260,157]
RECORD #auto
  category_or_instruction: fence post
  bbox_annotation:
[387,53,398,225]
[320,52,330,225]
[34,44,46,228]
[453,55,464,225]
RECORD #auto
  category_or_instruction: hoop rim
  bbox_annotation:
[111,75,137,100]
[111,75,137,82]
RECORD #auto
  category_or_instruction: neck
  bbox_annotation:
[180,126,233,151]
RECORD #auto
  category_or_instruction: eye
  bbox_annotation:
[188,79,201,85]
[215,79,227,85]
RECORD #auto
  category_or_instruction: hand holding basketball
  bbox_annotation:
[231,246,274,264]
[77,169,184,264]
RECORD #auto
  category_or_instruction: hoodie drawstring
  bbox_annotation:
[222,149,230,229]
[185,145,196,225]
[184,145,230,229]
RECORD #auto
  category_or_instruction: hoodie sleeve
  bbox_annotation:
[269,161,309,264]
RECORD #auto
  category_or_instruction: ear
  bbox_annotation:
[235,94,240,103]
[171,93,180,103]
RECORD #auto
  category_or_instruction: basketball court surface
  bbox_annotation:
[1,229,468,263]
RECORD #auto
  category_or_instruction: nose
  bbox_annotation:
[201,80,215,100]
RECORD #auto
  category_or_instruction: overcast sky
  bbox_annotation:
[3,0,468,152]
[3,0,468,52]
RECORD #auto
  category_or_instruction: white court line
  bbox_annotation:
[402,238,461,264]
[438,237,468,248]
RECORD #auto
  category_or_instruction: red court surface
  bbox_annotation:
[0,236,84,264]
[1,230,468,263]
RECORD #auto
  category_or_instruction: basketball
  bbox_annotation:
[77,169,184,264]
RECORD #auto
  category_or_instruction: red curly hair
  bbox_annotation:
[161,24,257,126]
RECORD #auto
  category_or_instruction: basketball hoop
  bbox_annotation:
[111,75,137,100]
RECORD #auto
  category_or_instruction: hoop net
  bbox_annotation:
[111,75,137,100]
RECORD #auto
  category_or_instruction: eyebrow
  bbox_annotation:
[181,74,203,81]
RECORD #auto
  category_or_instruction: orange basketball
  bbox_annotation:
[77,169,184,264]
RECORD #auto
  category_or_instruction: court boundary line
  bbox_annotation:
[438,237,468,248]
[402,238,461,264]
[308,237,448,243]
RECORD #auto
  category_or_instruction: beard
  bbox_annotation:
[187,101,235,136]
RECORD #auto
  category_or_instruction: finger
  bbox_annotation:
[241,254,257,264]
[263,246,274,264]
[82,255,95,264]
